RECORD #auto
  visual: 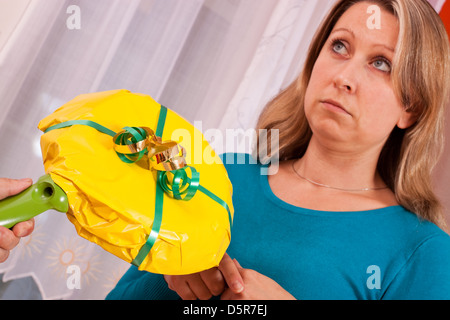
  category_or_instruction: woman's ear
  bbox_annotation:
[397,108,419,129]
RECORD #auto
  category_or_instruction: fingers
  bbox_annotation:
[0,178,32,200]
[165,254,245,300]
[0,219,34,263]
[220,287,246,300]
[165,275,193,299]
[233,258,242,269]
[200,267,226,296]
[0,248,10,263]
[220,258,246,300]
[12,219,35,237]
[0,227,20,250]
[218,253,244,294]
[0,227,20,263]
[183,274,212,300]
[165,273,214,300]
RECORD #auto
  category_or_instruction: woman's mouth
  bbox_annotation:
[321,99,351,116]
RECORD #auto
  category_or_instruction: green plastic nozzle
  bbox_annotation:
[0,174,68,229]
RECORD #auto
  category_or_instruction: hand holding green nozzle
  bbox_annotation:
[0,174,69,229]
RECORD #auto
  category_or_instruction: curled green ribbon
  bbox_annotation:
[158,167,200,201]
[114,126,150,163]
[44,105,232,269]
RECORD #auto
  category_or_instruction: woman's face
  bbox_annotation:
[304,2,415,154]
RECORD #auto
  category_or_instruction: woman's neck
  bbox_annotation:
[296,136,387,191]
[267,135,399,212]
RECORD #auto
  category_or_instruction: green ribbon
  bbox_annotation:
[44,120,116,137]
[44,105,232,268]
[114,126,149,163]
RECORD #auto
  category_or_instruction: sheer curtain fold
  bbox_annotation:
[0,0,65,128]
[0,0,447,300]
[216,0,336,153]
[97,0,206,98]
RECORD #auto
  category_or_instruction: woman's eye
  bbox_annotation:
[372,58,391,73]
[332,40,348,55]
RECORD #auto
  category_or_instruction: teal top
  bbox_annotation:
[106,153,450,300]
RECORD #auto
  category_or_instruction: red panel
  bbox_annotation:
[440,0,450,38]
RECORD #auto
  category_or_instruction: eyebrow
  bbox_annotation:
[330,27,396,53]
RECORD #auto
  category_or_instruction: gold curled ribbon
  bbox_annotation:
[112,126,186,171]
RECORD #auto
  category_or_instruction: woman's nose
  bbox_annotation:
[333,60,360,94]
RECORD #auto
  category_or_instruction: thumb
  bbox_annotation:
[219,253,244,294]
[0,178,33,200]
[233,259,243,270]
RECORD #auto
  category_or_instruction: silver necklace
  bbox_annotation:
[291,161,388,192]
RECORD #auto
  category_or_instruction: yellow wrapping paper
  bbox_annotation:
[38,89,234,275]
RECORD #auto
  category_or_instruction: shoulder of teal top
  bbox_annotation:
[382,231,450,300]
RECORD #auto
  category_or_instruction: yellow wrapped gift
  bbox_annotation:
[37,89,234,275]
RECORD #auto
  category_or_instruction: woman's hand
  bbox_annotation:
[0,178,35,263]
[221,259,296,300]
[164,253,244,300]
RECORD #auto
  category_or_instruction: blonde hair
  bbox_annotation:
[256,0,450,230]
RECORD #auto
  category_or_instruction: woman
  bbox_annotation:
[107,0,450,300]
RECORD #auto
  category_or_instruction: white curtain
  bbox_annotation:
[0,0,338,299]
